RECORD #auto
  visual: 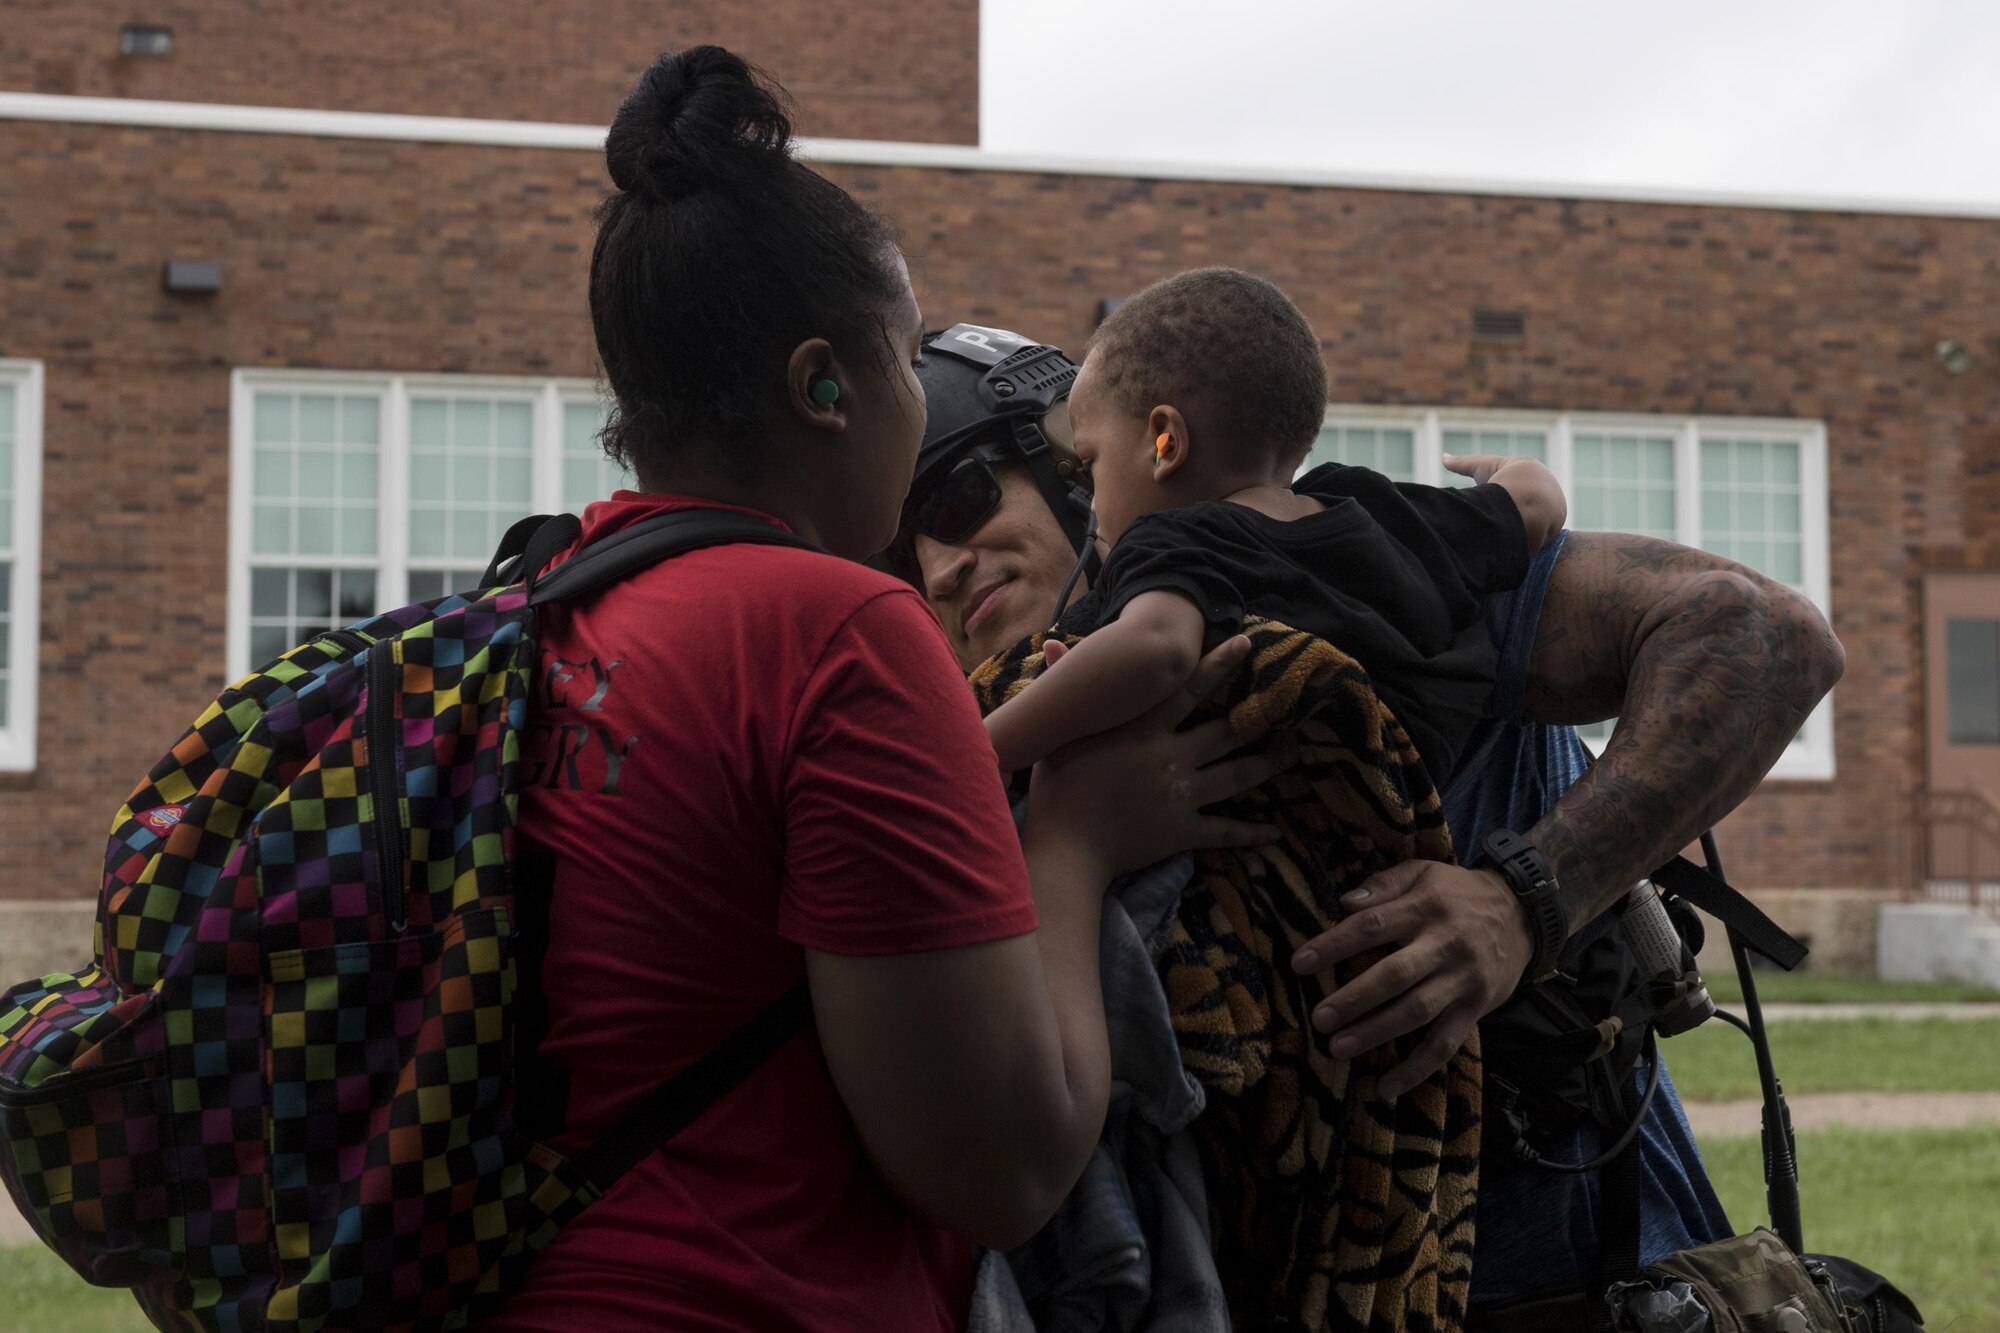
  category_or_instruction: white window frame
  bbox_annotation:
[0,360,43,772]
[228,369,612,680]
[1315,405,1835,780]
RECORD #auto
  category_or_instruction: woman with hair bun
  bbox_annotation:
[482,48,1279,1332]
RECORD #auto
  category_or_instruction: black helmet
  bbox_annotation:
[878,324,1094,583]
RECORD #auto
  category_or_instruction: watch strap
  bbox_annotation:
[1481,828,1567,983]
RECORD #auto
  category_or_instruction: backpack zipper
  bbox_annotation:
[315,628,373,656]
[366,645,408,933]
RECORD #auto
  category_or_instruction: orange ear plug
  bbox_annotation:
[1154,432,1171,462]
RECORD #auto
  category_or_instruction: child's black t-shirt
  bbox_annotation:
[1082,464,1531,789]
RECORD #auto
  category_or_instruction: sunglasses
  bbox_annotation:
[909,454,1007,546]
[905,403,1080,547]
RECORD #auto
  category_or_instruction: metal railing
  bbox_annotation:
[1914,782,2000,914]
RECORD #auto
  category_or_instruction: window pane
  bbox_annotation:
[563,460,599,509]
[1701,490,1730,540]
[297,450,337,497]
[407,568,483,602]
[253,449,292,499]
[298,395,338,445]
[1946,618,2000,744]
[336,570,375,619]
[340,507,378,556]
[452,454,489,503]
[297,507,335,556]
[1381,428,1415,478]
[253,505,292,555]
[249,566,376,664]
[410,454,448,502]
[1569,432,1676,540]
[1699,436,1806,589]
[250,625,292,666]
[411,395,537,561]
[296,568,332,619]
[245,390,383,565]
[409,507,448,558]
[453,512,493,561]
[253,393,293,444]
[495,402,533,451]
[1306,422,1418,482]
[494,455,532,506]
[563,400,602,453]
[1771,539,1803,584]
[1734,440,1765,483]
[410,399,449,449]
[452,401,491,452]
[1771,491,1801,535]
[406,570,451,603]
[341,397,380,446]
[341,450,378,502]
[251,566,289,616]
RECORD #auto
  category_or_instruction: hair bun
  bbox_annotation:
[605,46,795,202]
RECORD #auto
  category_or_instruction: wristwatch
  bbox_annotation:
[1480,828,1568,986]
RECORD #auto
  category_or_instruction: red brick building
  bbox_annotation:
[2,1,1996,972]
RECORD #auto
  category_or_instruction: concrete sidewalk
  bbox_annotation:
[1684,1089,2000,1137]
[1722,1002,2000,1022]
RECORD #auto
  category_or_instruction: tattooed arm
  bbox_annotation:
[1288,532,1844,1096]
[1518,532,1845,931]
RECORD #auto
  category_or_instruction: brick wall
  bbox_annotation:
[0,0,979,145]
[1,118,1995,900]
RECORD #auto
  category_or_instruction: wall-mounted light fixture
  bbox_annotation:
[1936,338,1972,375]
[162,260,221,296]
[1097,298,1125,325]
[119,24,174,58]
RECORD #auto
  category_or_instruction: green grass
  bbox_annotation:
[1705,970,2000,1006]
[1662,1016,2000,1102]
[0,1245,152,1333]
[1701,1125,2000,1324]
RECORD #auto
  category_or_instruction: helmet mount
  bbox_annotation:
[908,324,1095,564]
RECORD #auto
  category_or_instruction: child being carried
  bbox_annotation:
[984,267,1565,790]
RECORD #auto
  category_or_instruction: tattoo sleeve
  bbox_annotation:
[1517,533,1846,936]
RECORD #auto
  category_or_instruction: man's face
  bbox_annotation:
[914,462,1085,671]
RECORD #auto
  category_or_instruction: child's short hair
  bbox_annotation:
[1088,267,1329,465]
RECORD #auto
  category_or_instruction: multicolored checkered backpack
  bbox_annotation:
[0,509,816,1331]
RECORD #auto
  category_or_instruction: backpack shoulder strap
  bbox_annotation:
[522,509,821,607]
[567,985,812,1195]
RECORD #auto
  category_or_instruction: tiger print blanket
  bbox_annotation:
[969,617,1482,1333]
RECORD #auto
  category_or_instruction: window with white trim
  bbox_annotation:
[1305,407,1835,780]
[0,362,42,772]
[231,372,629,677]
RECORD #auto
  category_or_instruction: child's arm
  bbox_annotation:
[1442,453,1567,551]
[985,590,1209,774]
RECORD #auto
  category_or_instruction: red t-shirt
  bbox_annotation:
[483,493,1038,1332]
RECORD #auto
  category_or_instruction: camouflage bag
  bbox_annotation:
[1608,1228,1923,1333]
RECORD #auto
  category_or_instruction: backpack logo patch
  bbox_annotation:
[141,804,189,835]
